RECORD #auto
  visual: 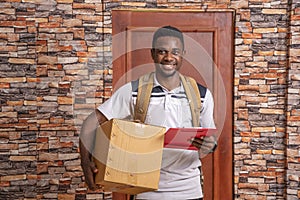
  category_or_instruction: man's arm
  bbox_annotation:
[79,109,108,190]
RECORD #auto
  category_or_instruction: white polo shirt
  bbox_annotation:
[98,74,215,200]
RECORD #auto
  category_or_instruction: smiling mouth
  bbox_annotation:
[160,63,176,70]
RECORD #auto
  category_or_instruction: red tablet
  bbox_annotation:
[164,128,217,150]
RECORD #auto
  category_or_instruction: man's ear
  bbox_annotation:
[150,48,155,60]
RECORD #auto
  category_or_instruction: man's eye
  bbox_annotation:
[158,50,167,55]
[172,50,180,55]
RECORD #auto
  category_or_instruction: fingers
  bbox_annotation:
[190,136,217,153]
[90,161,99,173]
[82,161,99,190]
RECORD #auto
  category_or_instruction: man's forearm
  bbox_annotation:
[79,109,108,189]
[80,109,108,157]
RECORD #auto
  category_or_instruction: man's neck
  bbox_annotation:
[155,72,181,91]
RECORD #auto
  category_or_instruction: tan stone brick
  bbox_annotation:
[290,49,300,57]
[240,9,250,21]
[58,153,79,160]
[8,100,25,106]
[237,109,249,120]
[236,50,252,57]
[57,0,73,3]
[244,159,266,166]
[242,33,262,39]
[245,61,268,67]
[58,57,78,64]
[253,28,277,33]
[248,177,264,183]
[0,112,18,117]
[243,39,252,44]
[24,100,36,106]
[258,184,269,191]
[0,8,15,15]
[240,132,260,137]
[291,109,300,116]
[0,174,26,182]
[249,171,275,177]
[58,194,75,200]
[238,85,259,91]
[73,3,96,9]
[241,137,251,142]
[8,58,35,64]
[278,27,288,33]
[57,96,74,105]
[0,143,18,150]
[274,51,286,56]
[39,22,60,28]
[258,50,273,56]
[234,78,239,86]
[63,19,82,27]
[241,96,268,103]
[9,156,36,161]
[37,119,49,124]
[252,127,275,132]
[65,69,88,75]
[256,149,272,154]
[39,152,58,161]
[262,9,287,15]
[76,15,103,21]
[272,150,284,155]
[291,74,300,81]
[238,183,258,189]
[251,73,279,79]
[291,35,300,45]
[0,46,17,52]
[259,108,284,115]
[259,85,270,93]
[38,55,57,64]
[95,28,112,34]
[120,2,145,7]
[73,28,85,39]
[235,149,251,155]
[0,83,10,88]
[0,181,10,187]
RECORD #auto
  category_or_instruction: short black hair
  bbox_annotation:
[152,26,184,49]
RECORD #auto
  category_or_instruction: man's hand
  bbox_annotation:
[80,139,99,190]
[79,110,108,190]
[190,135,217,158]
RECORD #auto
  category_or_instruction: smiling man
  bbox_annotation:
[79,26,217,200]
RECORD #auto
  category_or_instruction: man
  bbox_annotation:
[80,26,217,200]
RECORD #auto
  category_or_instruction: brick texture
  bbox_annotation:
[0,0,299,200]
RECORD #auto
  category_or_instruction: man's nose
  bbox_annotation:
[164,51,173,61]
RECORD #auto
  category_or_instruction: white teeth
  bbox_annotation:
[161,64,175,69]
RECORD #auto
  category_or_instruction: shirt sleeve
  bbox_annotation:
[200,89,216,128]
[97,82,133,120]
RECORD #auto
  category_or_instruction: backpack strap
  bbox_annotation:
[133,72,154,123]
[179,74,202,127]
[133,72,202,126]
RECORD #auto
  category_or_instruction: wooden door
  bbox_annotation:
[111,9,234,200]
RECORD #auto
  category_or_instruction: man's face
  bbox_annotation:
[151,36,184,78]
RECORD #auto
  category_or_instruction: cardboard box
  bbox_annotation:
[93,119,165,194]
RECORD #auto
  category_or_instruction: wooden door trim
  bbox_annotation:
[112,10,234,200]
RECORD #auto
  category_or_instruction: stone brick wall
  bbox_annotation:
[0,0,299,199]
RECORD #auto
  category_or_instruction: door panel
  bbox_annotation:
[112,10,234,200]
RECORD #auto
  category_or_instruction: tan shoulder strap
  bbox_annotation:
[179,74,202,127]
[134,72,154,123]
[134,72,201,126]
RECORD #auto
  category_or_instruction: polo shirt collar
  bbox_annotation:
[153,73,183,93]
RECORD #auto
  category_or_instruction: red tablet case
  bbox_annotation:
[164,128,217,150]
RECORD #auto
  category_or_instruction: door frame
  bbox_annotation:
[111,9,234,200]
